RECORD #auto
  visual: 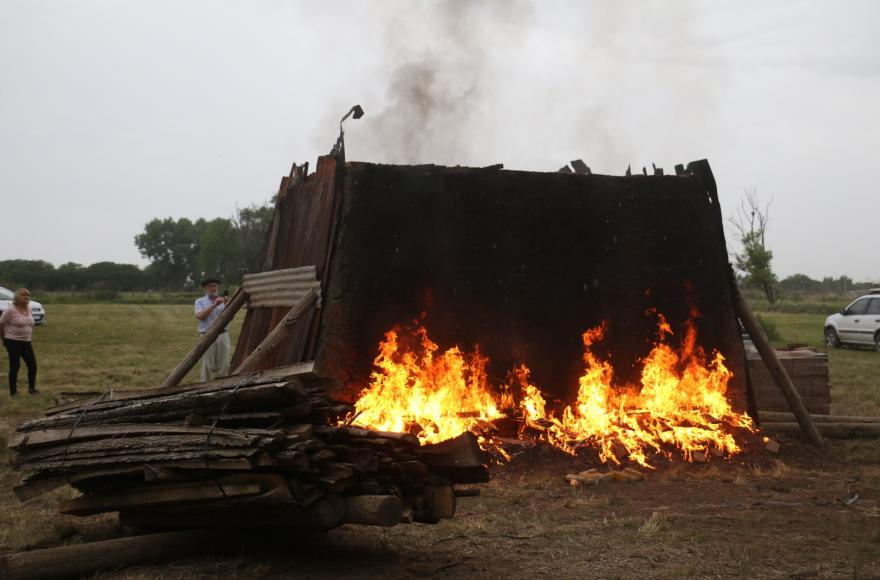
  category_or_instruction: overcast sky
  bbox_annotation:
[1,0,877,281]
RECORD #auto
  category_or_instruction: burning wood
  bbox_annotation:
[566,467,644,486]
[8,363,488,530]
[345,309,757,468]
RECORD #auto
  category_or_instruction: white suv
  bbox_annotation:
[824,290,880,351]
[0,286,46,325]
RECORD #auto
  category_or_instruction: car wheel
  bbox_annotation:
[824,327,841,348]
[875,333,880,353]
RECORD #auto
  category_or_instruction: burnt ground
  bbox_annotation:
[81,436,880,580]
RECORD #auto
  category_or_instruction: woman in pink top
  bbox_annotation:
[0,288,38,396]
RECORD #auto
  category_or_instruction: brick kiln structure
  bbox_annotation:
[231,154,756,416]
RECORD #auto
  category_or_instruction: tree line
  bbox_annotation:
[0,203,273,292]
[134,203,273,290]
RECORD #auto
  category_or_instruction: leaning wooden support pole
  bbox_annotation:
[0,530,240,580]
[731,287,823,446]
[234,288,318,375]
[160,288,248,388]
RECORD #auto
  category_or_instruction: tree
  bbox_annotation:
[235,203,274,274]
[196,218,240,284]
[0,260,57,291]
[85,262,145,291]
[779,274,822,295]
[56,262,87,291]
[730,189,778,303]
[134,218,202,289]
[134,200,274,290]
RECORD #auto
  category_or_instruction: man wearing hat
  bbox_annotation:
[194,277,230,381]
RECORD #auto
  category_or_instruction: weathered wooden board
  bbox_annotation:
[232,155,340,370]
[748,351,831,415]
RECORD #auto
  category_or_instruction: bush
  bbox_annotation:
[91,289,119,301]
[756,314,782,342]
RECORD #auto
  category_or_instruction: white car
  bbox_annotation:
[824,290,880,351]
[0,286,46,325]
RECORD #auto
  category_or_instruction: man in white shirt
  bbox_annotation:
[194,278,230,381]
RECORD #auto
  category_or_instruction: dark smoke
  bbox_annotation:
[357,0,534,165]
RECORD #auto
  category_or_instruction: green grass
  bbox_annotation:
[747,298,849,315]
[0,304,244,435]
[756,311,880,416]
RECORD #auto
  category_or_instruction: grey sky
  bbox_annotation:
[1,0,878,281]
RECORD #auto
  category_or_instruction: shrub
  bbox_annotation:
[756,314,782,342]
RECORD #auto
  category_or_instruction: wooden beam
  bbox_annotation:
[0,530,242,580]
[758,411,880,424]
[233,288,317,375]
[760,422,880,439]
[731,286,823,446]
[160,288,249,389]
[59,480,262,516]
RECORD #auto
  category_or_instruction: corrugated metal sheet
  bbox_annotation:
[243,266,321,309]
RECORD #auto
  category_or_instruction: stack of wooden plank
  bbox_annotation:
[8,362,487,530]
[748,349,831,415]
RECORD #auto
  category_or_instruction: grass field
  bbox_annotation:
[0,305,878,578]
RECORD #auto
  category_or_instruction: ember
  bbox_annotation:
[347,310,756,467]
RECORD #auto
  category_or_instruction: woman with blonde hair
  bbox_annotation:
[0,288,38,396]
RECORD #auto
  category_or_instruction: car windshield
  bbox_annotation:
[0,287,14,300]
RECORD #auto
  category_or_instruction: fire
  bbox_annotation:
[347,325,505,445]
[539,312,755,467]
[346,311,755,466]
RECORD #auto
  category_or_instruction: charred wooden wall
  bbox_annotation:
[231,155,341,370]
[308,162,751,412]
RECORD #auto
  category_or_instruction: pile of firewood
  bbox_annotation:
[8,363,487,530]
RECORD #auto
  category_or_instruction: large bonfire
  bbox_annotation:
[345,310,756,468]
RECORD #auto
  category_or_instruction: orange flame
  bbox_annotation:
[542,312,755,467]
[347,311,755,466]
[348,326,505,445]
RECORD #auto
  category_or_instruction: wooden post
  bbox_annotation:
[0,530,242,580]
[233,288,318,375]
[731,285,823,446]
[160,288,248,388]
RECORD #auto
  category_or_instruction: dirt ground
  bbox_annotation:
[58,436,876,580]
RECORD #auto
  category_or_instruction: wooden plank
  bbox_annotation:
[233,288,318,375]
[758,411,880,424]
[0,530,242,580]
[9,424,259,451]
[44,361,317,417]
[761,422,880,439]
[232,154,340,370]
[119,494,345,530]
[59,480,262,516]
[18,382,305,432]
[160,288,249,389]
